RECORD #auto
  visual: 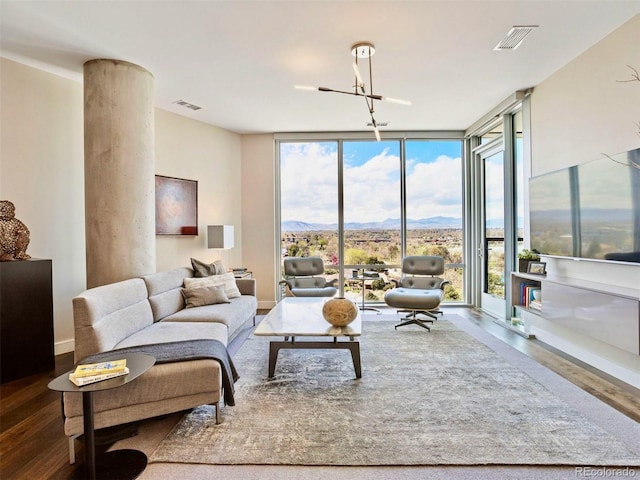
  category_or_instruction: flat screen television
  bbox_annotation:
[529,148,640,264]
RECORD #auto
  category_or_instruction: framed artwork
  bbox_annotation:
[527,261,547,275]
[155,175,198,235]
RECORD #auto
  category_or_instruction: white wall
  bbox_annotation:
[1,58,245,354]
[1,58,85,354]
[241,134,277,309]
[530,14,640,290]
[531,15,640,176]
[155,109,243,272]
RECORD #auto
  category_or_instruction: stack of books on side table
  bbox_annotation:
[69,359,129,386]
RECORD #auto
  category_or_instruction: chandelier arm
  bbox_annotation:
[363,94,381,141]
[314,86,407,105]
[352,62,366,95]
[354,55,359,95]
[368,51,374,112]
[361,90,375,116]
[318,87,382,101]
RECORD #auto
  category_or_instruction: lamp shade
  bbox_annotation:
[207,225,234,249]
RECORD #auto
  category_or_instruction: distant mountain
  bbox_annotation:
[406,216,462,229]
[282,216,462,232]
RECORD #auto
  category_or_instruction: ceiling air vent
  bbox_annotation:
[173,99,202,111]
[494,25,538,51]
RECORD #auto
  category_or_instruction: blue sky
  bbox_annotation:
[343,141,398,167]
[343,140,462,167]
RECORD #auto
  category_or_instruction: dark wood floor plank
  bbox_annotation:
[0,402,68,479]
[0,399,63,462]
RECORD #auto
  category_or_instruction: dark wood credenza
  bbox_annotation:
[1,259,55,383]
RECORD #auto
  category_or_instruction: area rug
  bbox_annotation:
[150,318,640,466]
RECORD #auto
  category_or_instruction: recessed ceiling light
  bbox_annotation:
[494,25,538,51]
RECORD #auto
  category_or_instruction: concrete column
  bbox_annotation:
[84,59,155,288]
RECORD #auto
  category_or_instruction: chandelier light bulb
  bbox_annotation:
[352,63,365,87]
[383,96,412,106]
[373,125,381,142]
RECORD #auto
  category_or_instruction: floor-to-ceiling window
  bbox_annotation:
[279,142,339,293]
[342,141,401,303]
[405,140,464,300]
[278,136,465,305]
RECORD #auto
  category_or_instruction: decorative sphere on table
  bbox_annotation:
[322,297,358,327]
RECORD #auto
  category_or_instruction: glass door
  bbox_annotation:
[479,144,507,318]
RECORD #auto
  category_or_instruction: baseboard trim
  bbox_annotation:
[55,339,75,355]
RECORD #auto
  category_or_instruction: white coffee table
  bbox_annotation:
[253,297,362,378]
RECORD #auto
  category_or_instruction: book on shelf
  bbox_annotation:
[529,299,542,311]
[69,367,130,386]
[519,282,539,307]
[72,358,127,378]
[525,286,541,308]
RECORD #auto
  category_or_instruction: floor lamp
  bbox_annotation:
[207,225,234,270]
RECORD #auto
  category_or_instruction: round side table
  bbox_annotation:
[351,276,381,313]
[48,353,155,480]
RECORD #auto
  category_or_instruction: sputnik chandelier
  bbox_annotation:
[295,42,411,141]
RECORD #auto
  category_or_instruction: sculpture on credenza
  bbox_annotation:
[0,200,31,261]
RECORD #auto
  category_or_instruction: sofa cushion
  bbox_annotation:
[161,295,257,339]
[191,257,225,277]
[142,267,194,321]
[72,278,154,362]
[184,272,241,299]
[182,285,230,308]
[114,320,228,348]
[143,267,194,297]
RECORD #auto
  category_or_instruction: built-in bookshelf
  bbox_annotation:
[506,271,544,338]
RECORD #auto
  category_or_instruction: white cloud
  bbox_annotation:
[280,143,338,224]
[281,144,464,224]
[406,155,462,218]
[343,150,401,222]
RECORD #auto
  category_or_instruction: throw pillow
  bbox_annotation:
[191,258,226,277]
[181,285,230,308]
[184,272,241,299]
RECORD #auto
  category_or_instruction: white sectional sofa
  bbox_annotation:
[62,266,257,462]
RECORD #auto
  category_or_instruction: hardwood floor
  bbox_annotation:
[1,307,638,479]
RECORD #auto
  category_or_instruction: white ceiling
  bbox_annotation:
[1,1,639,134]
